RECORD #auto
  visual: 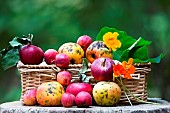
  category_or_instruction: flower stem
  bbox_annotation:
[116,77,132,106]
[116,77,159,105]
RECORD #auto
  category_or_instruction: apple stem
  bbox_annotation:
[102,58,106,67]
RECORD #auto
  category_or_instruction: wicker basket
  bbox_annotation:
[17,61,151,105]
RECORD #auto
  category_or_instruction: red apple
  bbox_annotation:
[91,58,113,81]
[66,83,93,96]
[57,71,72,86]
[19,44,44,64]
[23,89,37,106]
[77,35,92,51]
[75,91,92,107]
[55,53,70,68]
[44,49,58,64]
[61,93,75,107]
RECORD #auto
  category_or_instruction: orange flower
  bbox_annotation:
[113,58,135,79]
[113,63,125,77]
[122,58,135,79]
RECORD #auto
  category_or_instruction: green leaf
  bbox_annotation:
[112,50,122,60]
[79,58,88,74]
[83,77,90,83]
[0,46,12,57]
[131,45,149,60]
[96,26,164,63]
[2,49,19,70]
[120,49,130,61]
[81,73,87,81]
[17,37,32,45]
[120,37,151,62]
[9,37,22,47]
[145,54,165,63]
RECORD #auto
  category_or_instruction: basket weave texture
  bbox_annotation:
[17,61,151,105]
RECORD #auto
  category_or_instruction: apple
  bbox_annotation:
[66,83,93,96]
[44,49,58,64]
[19,44,44,64]
[61,93,75,107]
[55,53,70,68]
[23,89,37,106]
[91,58,113,81]
[75,91,92,107]
[57,71,72,86]
[77,35,92,51]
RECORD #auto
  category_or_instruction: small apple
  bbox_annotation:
[44,49,58,64]
[23,89,37,106]
[75,91,92,107]
[77,35,92,51]
[91,58,113,81]
[57,71,72,86]
[19,44,44,64]
[61,93,75,107]
[55,53,70,68]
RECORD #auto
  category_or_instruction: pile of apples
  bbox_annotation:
[21,35,121,107]
[19,35,92,68]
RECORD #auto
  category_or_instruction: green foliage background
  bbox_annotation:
[0,0,170,104]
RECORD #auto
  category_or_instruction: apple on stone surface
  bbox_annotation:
[61,92,75,107]
[55,53,70,68]
[23,89,37,106]
[57,71,72,86]
[44,49,58,64]
[91,57,113,81]
[77,35,92,51]
[19,44,44,64]
[75,91,92,107]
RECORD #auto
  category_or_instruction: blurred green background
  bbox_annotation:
[0,0,170,104]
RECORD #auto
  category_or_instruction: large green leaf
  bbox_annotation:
[2,49,20,70]
[96,26,163,63]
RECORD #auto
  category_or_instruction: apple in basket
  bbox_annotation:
[77,35,93,51]
[55,53,70,68]
[44,49,58,64]
[91,57,113,81]
[57,71,72,86]
[19,44,44,64]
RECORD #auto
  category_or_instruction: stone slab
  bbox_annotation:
[0,98,170,113]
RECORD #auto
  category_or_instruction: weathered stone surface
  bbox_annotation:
[0,98,170,113]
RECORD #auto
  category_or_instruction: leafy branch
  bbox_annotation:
[0,34,33,70]
[78,58,90,83]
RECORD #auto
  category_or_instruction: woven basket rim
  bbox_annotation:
[17,61,151,69]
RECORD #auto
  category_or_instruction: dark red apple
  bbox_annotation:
[57,71,72,86]
[66,83,93,96]
[55,53,70,68]
[75,91,92,107]
[91,58,113,81]
[19,44,44,64]
[44,49,58,64]
[77,35,92,51]
[61,93,75,107]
